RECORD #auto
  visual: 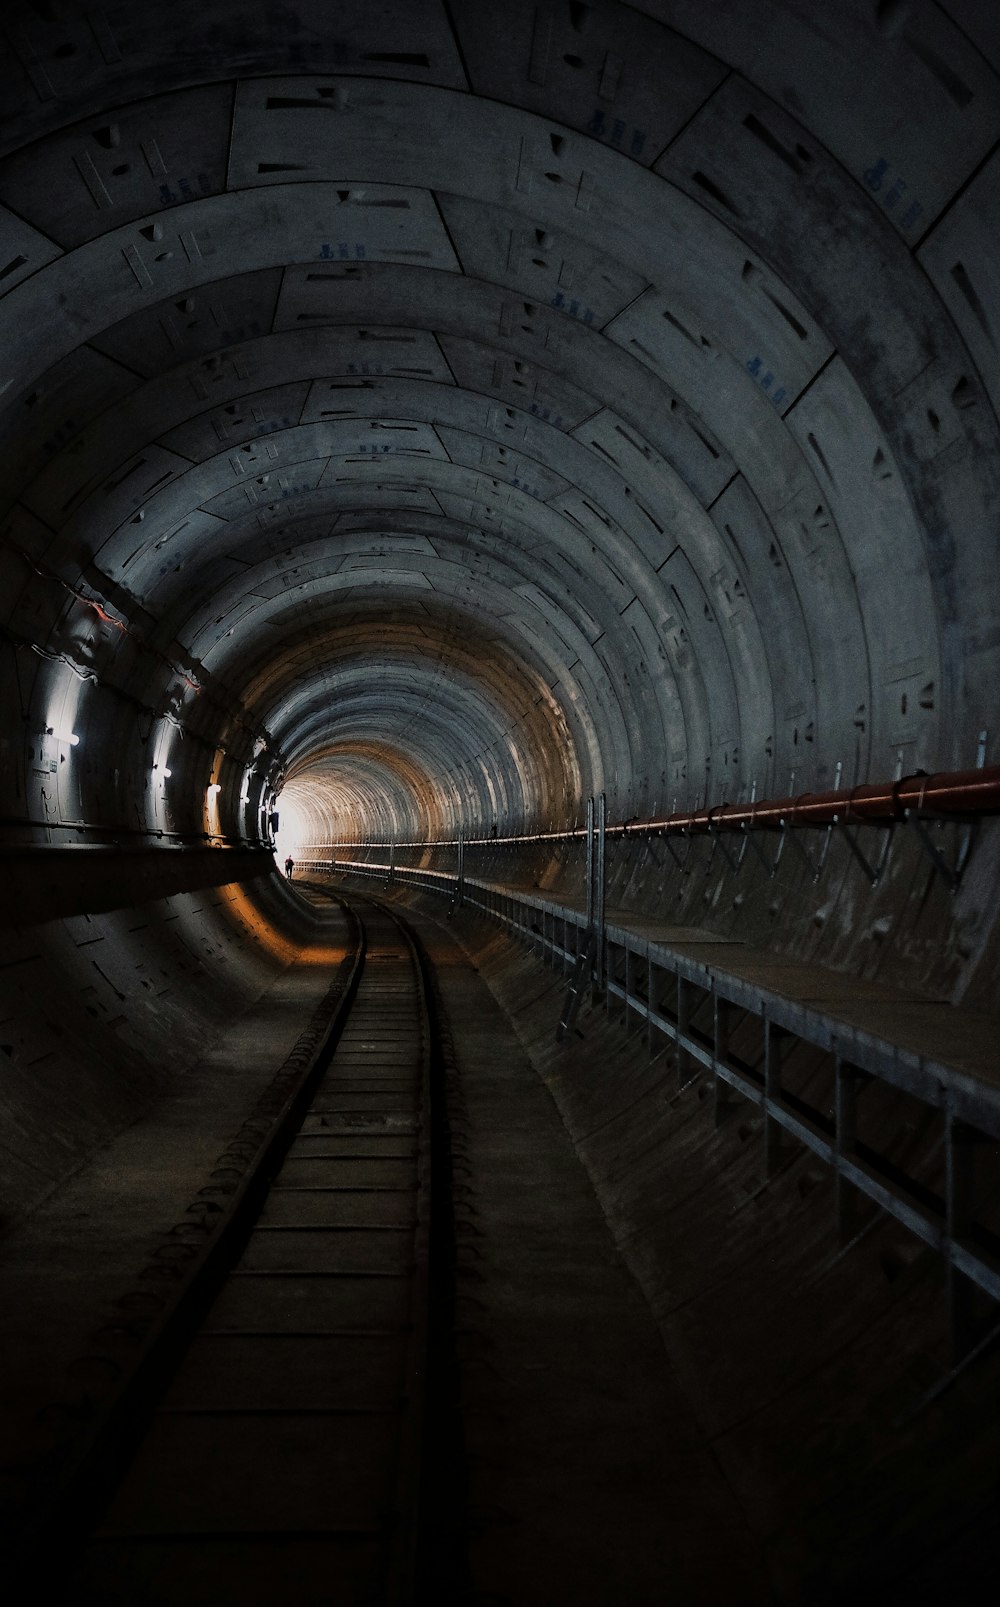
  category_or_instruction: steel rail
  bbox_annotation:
[15,906,369,1594]
[17,892,448,1603]
[12,897,366,1600]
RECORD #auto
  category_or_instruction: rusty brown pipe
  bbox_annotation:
[637,764,1000,836]
[333,763,1000,849]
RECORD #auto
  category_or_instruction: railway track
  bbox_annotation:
[41,889,462,1606]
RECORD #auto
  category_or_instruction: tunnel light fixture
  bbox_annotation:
[46,726,80,746]
[207,782,222,795]
[160,766,172,778]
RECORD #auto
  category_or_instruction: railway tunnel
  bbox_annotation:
[2,0,1000,1600]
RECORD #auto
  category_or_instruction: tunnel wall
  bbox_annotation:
[0,868,305,1228]
[2,1,999,860]
[0,2,999,1241]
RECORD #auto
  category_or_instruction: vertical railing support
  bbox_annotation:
[834,1057,868,1242]
[946,1109,979,1359]
[595,791,606,999]
[457,827,465,910]
[676,971,692,1088]
[623,944,635,1031]
[585,797,595,933]
[648,962,664,1061]
[764,1016,783,1177]
[713,992,735,1124]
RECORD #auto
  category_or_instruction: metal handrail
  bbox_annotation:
[326,854,1000,1358]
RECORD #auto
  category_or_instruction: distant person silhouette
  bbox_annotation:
[284,856,294,880]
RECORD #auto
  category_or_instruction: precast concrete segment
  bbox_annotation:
[0,874,320,1224]
[0,8,998,860]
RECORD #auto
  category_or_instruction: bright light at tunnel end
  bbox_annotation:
[272,787,313,869]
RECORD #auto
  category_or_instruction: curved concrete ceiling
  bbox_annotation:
[1,0,999,851]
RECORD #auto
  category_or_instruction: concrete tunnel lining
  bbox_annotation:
[1,0,1000,1597]
[1,0,998,1132]
[4,12,1000,849]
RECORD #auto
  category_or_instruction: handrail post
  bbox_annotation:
[585,797,595,933]
[595,792,606,997]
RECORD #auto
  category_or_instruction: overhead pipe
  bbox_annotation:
[638,764,1000,836]
[320,763,1000,851]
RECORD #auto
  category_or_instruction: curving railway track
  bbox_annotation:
[38,888,464,1606]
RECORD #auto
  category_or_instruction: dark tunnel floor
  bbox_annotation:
[410,905,771,1604]
[0,906,351,1562]
[7,881,1000,1604]
[0,897,773,1605]
[433,899,1000,1607]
